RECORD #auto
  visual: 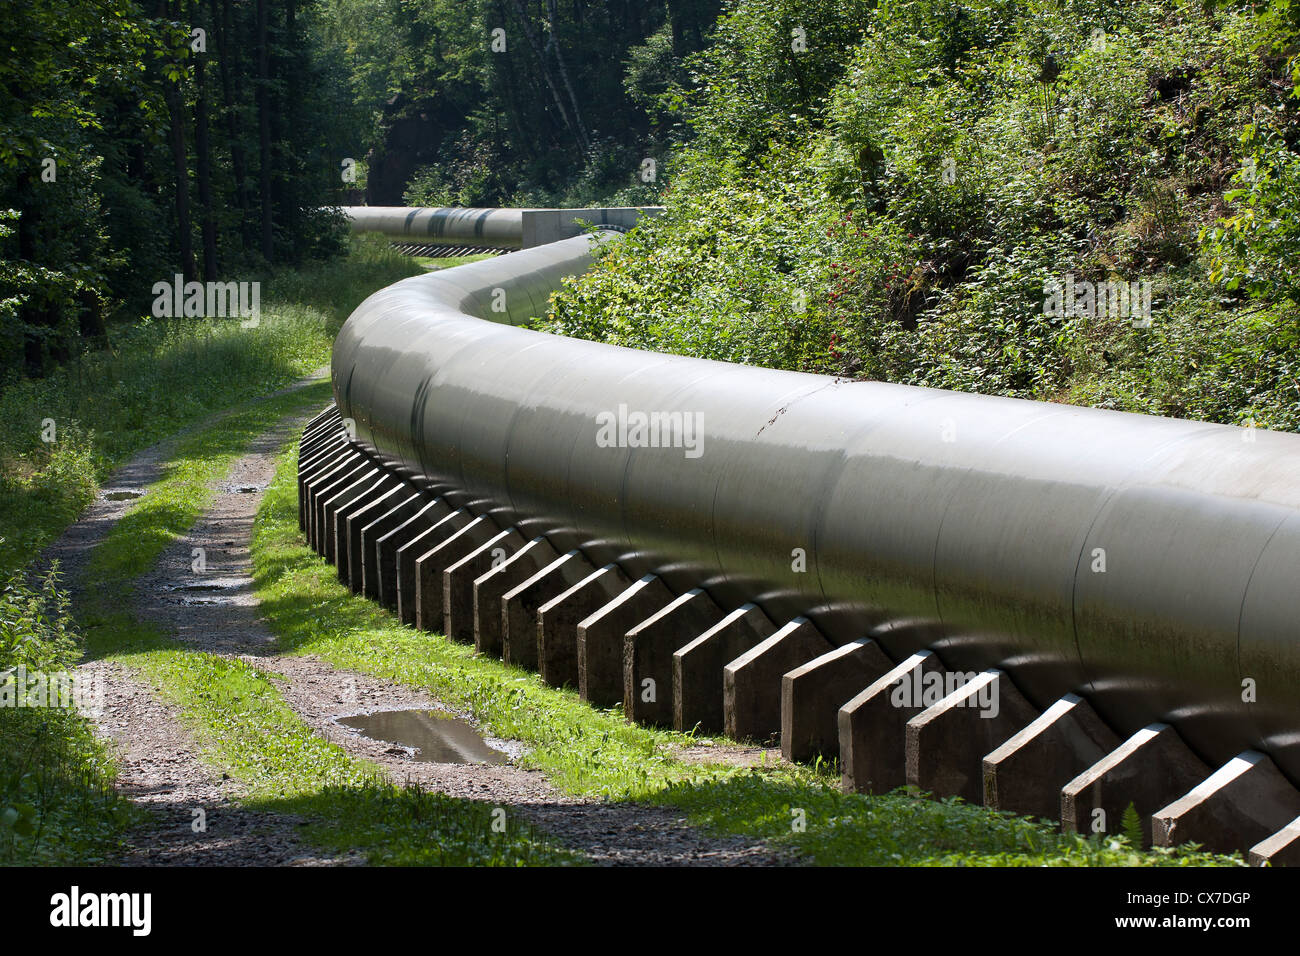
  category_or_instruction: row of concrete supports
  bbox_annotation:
[298,407,1300,865]
[389,243,509,258]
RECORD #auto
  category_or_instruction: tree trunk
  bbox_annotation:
[164,81,198,282]
[509,0,583,159]
[212,0,251,232]
[256,0,274,261]
[544,0,589,155]
[193,3,218,280]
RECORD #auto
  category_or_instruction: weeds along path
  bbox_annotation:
[142,415,786,865]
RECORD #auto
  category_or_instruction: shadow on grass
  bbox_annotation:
[0,708,136,865]
[245,779,580,867]
[645,774,1246,866]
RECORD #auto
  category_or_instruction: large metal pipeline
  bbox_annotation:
[330,227,1300,793]
[343,206,525,249]
[341,205,661,250]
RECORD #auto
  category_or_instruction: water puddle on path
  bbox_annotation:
[103,489,144,501]
[337,710,509,765]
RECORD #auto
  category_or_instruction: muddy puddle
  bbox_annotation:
[103,489,144,501]
[337,709,509,765]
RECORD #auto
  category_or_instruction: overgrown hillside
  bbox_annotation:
[544,0,1300,431]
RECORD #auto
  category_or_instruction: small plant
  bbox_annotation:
[1121,802,1144,848]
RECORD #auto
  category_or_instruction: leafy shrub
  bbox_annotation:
[547,0,1298,433]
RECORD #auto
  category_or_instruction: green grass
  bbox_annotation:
[83,613,574,866]
[0,234,421,577]
[651,777,1244,867]
[84,380,334,595]
[68,385,573,865]
[0,707,136,865]
[253,443,762,800]
[412,253,495,271]
[251,437,1245,866]
[0,564,137,864]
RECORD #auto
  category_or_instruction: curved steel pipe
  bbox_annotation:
[343,206,524,249]
[332,229,1300,784]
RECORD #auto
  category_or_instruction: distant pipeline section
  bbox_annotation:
[341,205,659,255]
[302,207,1300,863]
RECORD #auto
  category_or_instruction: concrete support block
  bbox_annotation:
[396,509,470,626]
[781,637,892,764]
[442,529,525,642]
[501,551,597,670]
[1152,751,1300,854]
[576,575,673,708]
[297,443,347,532]
[1061,722,1208,846]
[623,589,724,727]
[312,459,372,554]
[839,651,946,795]
[297,428,340,466]
[472,537,559,657]
[301,402,338,435]
[332,474,397,584]
[308,452,369,544]
[299,407,335,446]
[307,456,366,551]
[299,410,340,453]
[905,669,1038,804]
[298,437,345,487]
[341,480,408,591]
[724,617,831,744]
[298,426,339,466]
[321,470,383,564]
[414,516,499,633]
[673,604,775,735]
[1249,816,1300,867]
[537,564,631,689]
[299,422,336,455]
[981,693,1120,822]
[359,493,425,601]
[375,500,451,611]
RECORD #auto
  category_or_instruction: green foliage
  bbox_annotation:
[682,0,877,158]
[549,0,1299,432]
[655,776,1243,866]
[0,707,134,864]
[0,561,132,865]
[1203,123,1300,303]
[0,236,418,577]
[1,0,359,381]
[319,0,716,206]
[1122,802,1144,847]
[0,566,76,673]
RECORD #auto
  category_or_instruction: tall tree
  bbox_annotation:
[256,0,274,260]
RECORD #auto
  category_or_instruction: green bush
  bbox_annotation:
[546,0,1299,433]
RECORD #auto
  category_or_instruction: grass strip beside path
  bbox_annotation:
[77,386,573,865]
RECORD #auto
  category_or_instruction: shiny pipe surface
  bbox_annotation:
[343,206,524,248]
[332,230,1300,783]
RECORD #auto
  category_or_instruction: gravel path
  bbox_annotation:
[48,386,791,866]
[43,371,352,866]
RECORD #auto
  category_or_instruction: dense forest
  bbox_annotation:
[0,0,358,380]
[0,0,715,382]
